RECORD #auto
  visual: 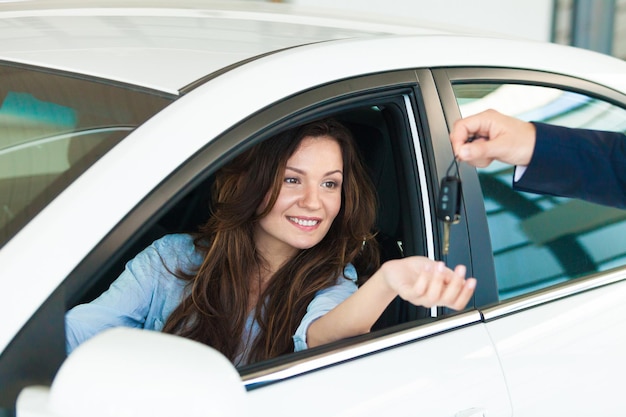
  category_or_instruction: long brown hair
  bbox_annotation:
[162,118,379,364]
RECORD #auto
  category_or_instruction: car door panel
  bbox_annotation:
[246,315,512,417]
[484,275,626,416]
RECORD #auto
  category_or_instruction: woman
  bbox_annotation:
[66,118,475,365]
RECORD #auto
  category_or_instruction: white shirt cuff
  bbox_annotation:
[514,165,527,182]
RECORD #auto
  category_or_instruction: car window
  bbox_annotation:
[0,64,173,248]
[64,88,437,371]
[72,98,433,327]
[453,83,626,299]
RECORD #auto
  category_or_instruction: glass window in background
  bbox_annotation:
[0,66,172,249]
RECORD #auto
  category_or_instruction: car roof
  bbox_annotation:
[3,1,626,96]
[0,0,470,94]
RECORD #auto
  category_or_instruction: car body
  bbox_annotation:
[2,1,626,416]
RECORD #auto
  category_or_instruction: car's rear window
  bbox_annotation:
[0,64,173,248]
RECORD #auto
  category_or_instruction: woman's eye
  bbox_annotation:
[323,181,339,189]
[284,177,299,184]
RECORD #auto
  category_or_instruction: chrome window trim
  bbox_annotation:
[242,310,481,388]
[404,94,435,260]
[405,94,438,318]
[482,267,626,321]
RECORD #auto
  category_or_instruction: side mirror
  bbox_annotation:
[17,328,247,417]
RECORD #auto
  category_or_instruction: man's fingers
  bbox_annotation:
[456,137,496,167]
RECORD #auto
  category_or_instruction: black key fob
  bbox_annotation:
[437,176,461,223]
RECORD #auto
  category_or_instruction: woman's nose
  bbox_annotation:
[298,185,321,209]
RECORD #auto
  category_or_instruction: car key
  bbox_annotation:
[437,132,483,253]
[437,162,462,255]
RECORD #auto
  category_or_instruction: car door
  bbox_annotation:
[435,67,626,416]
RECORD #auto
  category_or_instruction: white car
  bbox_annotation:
[2,1,626,416]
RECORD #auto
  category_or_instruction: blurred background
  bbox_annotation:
[263,0,626,60]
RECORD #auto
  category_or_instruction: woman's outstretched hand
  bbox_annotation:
[306,256,476,348]
[380,257,476,311]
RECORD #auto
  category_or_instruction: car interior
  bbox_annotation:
[67,102,432,360]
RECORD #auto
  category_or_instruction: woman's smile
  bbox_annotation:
[287,216,322,229]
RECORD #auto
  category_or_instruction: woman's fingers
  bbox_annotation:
[421,262,448,307]
[446,277,477,311]
[390,258,476,310]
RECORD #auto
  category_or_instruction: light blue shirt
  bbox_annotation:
[65,234,357,365]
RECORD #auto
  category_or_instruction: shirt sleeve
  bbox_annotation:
[514,122,626,208]
[292,264,358,351]
[65,234,195,355]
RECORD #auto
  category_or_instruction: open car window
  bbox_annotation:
[70,96,435,340]
[0,64,173,248]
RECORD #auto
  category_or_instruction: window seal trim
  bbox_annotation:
[404,94,435,260]
[242,310,482,389]
[443,67,626,106]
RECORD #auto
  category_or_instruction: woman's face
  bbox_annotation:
[254,135,343,260]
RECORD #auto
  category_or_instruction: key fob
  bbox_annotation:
[437,176,461,223]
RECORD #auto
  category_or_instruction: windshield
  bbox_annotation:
[0,64,173,248]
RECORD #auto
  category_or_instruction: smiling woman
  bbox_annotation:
[65,117,475,366]
[65,118,375,364]
[159,118,380,364]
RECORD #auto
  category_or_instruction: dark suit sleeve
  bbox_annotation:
[513,122,626,209]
